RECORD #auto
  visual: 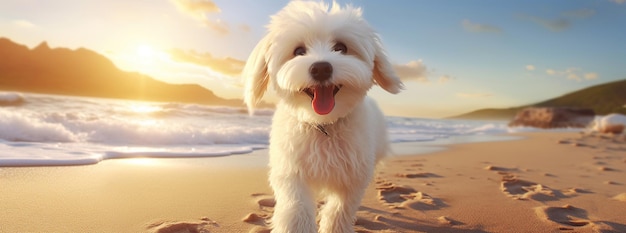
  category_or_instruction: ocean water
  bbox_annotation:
[1,92,528,166]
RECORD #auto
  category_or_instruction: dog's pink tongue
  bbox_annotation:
[312,86,335,115]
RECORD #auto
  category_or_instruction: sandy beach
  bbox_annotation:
[1,132,625,233]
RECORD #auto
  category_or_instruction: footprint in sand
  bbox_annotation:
[613,193,626,202]
[250,193,276,210]
[256,197,276,210]
[535,205,591,229]
[597,166,617,172]
[484,165,519,172]
[437,216,464,226]
[398,192,448,211]
[485,165,522,178]
[146,217,218,233]
[603,180,622,185]
[354,216,389,231]
[500,176,556,201]
[395,172,442,178]
[242,212,270,225]
[376,182,416,204]
[499,175,586,201]
[376,181,446,211]
[243,193,274,232]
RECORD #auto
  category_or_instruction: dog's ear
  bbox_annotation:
[242,36,271,115]
[372,36,404,94]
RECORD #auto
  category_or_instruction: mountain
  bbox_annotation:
[451,79,626,120]
[0,37,245,107]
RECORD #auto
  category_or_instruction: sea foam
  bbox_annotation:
[0,92,25,106]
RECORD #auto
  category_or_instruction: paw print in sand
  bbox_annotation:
[376,180,446,211]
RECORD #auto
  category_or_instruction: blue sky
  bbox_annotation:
[1,0,625,118]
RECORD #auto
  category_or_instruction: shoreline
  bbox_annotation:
[0,132,519,167]
[2,129,531,168]
[391,133,523,156]
[1,131,625,232]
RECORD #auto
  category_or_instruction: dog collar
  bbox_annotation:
[311,118,343,137]
[315,124,329,136]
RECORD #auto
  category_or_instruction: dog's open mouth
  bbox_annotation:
[302,85,341,115]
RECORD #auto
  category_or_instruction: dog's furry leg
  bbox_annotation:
[317,185,367,233]
[270,174,317,233]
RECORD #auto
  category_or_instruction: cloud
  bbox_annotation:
[392,60,453,84]
[461,19,502,33]
[522,15,570,32]
[610,0,625,4]
[171,0,220,18]
[584,72,599,80]
[204,19,229,35]
[393,60,428,82]
[437,75,452,83]
[239,24,251,32]
[12,20,36,28]
[545,67,599,81]
[567,72,580,81]
[168,49,245,76]
[562,8,596,19]
[519,8,594,32]
[526,65,536,71]
[456,93,493,98]
[170,0,232,35]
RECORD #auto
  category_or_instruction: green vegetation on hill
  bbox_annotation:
[451,79,626,120]
[533,79,626,115]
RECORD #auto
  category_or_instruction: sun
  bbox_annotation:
[105,42,177,81]
[127,44,171,73]
[136,44,156,59]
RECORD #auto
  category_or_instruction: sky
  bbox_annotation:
[1,0,625,118]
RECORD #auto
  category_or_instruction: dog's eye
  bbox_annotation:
[294,46,306,56]
[332,42,347,54]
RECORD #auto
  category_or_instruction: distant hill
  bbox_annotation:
[451,79,626,120]
[0,37,246,107]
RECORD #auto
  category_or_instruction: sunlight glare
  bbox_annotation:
[136,44,156,59]
[123,158,162,166]
[127,44,173,75]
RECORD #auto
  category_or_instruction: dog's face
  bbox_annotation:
[243,1,403,124]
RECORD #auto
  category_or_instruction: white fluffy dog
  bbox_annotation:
[243,1,403,232]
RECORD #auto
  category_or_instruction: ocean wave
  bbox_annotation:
[386,117,509,143]
[0,92,26,106]
[0,93,525,166]
[0,110,79,142]
[0,109,270,146]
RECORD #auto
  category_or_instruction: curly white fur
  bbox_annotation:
[242,1,403,232]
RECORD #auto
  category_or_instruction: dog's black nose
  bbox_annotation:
[309,61,333,82]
